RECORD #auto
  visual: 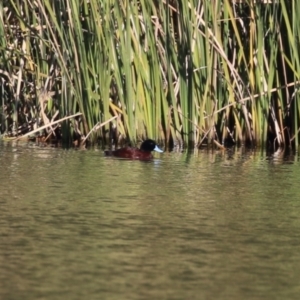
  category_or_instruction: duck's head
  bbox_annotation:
[140,139,164,153]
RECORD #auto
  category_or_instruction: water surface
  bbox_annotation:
[0,141,300,300]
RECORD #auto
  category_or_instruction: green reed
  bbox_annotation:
[1,0,300,149]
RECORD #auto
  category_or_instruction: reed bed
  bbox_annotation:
[0,0,299,149]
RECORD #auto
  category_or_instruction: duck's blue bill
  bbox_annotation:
[154,145,164,153]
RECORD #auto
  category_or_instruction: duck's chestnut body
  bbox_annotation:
[104,139,163,160]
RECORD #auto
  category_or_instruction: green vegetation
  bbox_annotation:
[0,0,299,149]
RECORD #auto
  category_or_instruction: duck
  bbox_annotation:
[104,139,163,160]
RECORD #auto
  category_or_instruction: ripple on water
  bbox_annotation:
[1,143,300,300]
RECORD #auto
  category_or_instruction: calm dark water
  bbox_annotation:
[1,141,300,300]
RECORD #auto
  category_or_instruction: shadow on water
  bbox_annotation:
[1,141,300,300]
